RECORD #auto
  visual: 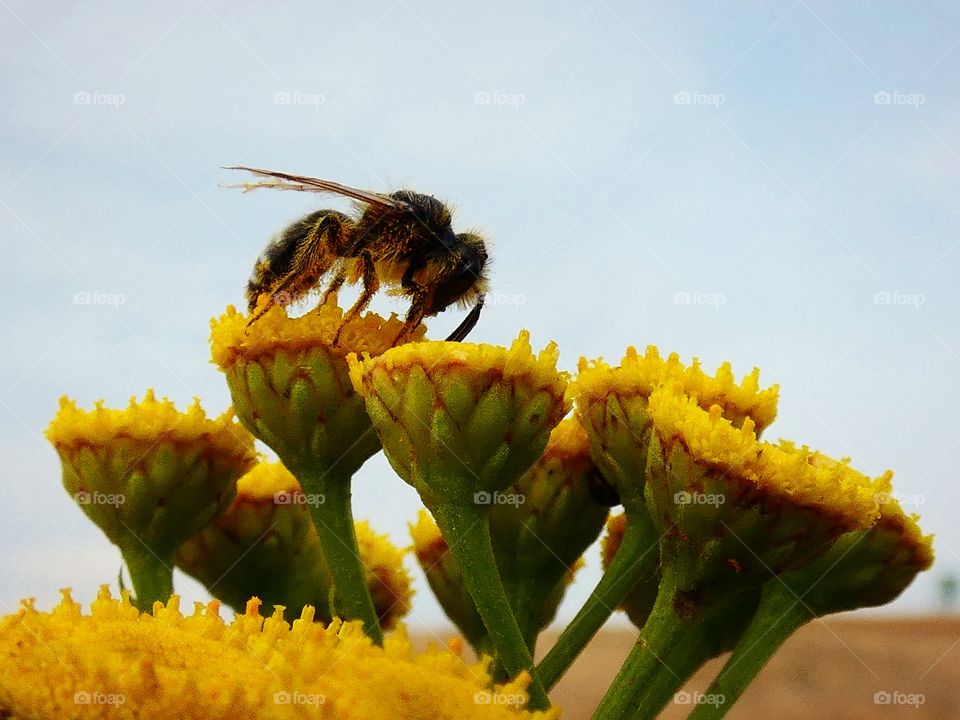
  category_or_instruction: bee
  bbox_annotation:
[225,166,489,344]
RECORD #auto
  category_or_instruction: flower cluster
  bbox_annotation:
[0,588,554,720]
[46,390,256,610]
[1,295,931,720]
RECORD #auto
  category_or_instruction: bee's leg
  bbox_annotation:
[318,266,347,308]
[394,292,428,344]
[332,252,379,345]
[246,297,274,326]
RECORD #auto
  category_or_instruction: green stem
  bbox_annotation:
[593,568,711,720]
[123,547,174,612]
[298,465,383,646]
[686,584,811,720]
[431,500,550,710]
[538,519,654,690]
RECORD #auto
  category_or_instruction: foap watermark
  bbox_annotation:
[73,90,126,108]
[74,290,125,308]
[487,291,526,308]
[674,291,726,308]
[474,692,526,707]
[274,90,326,108]
[674,490,725,507]
[473,490,525,507]
[273,691,325,707]
[74,691,125,706]
[674,91,726,108]
[874,690,925,707]
[873,91,925,108]
[474,90,525,108]
[873,291,926,308]
[273,490,325,507]
[875,490,925,509]
[74,491,125,507]
[674,691,725,707]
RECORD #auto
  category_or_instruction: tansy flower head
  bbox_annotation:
[354,519,414,631]
[209,297,420,476]
[210,296,420,643]
[0,588,557,720]
[177,461,412,629]
[349,332,565,702]
[645,382,882,600]
[571,346,778,516]
[46,391,256,610]
[348,330,569,504]
[775,493,933,616]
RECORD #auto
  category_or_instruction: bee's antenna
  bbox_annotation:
[445,297,484,342]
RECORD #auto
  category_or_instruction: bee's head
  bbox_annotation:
[426,233,489,314]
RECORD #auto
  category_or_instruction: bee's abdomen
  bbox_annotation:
[245,209,352,311]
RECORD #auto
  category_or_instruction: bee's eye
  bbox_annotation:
[427,248,485,313]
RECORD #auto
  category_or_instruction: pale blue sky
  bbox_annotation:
[1,1,958,636]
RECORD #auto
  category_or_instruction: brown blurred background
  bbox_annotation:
[417,616,960,719]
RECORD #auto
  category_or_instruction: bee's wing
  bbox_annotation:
[222,166,408,210]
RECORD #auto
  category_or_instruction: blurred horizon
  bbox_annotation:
[2,1,959,633]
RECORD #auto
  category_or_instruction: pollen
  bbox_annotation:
[572,346,685,404]
[648,383,881,530]
[210,294,426,369]
[572,346,778,432]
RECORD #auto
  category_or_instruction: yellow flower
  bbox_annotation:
[572,346,778,431]
[571,346,778,516]
[209,296,422,643]
[645,382,884,600]
[648,386,882,531]
[45,390,256,609]
[177,462,413,629]
[0,588,557,720]
[209,297,421,474]
[348,330,569,505]
[355,519,414,631]
[349,331,568,708]
[692,495,933,716]
[775,493,933,614]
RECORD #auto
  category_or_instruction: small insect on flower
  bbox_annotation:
[224,166,490,344]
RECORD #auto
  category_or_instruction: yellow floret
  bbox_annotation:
[235,459,299,500]
[210,294,426,369]
[572,346,778,430]
[542,415,590,458]
[348,330,566,401]
[45,389,254,464]
[0,588,555,720]
[572,346,685,403]
[648,383,880,529]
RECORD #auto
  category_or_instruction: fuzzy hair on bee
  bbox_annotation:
[225,166,489,344]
